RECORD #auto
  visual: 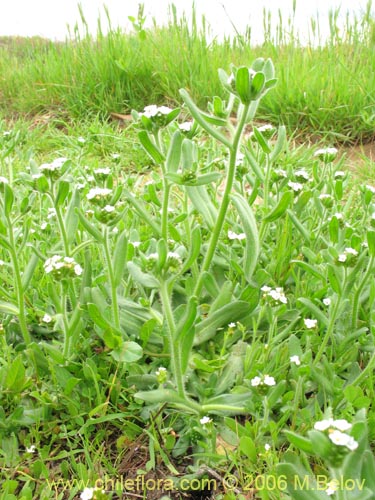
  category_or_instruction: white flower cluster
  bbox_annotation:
[94,167,111,176]
[80,487,104,500]
[39,157,68,174]
[338,247,358,263]
[251,374,276,387]
[294,169,310,182]
[228,230,246,240]
[288,181,304,193]
[304,318,318,329]
[314,418,358,451]
[200,416,212,425]
[44,255,83,278]
[86,187,112,201]
[0,176,9,184]
[261,286,287,305]
[314,147,338,162]
[179,121,193,132]
[141,105,173,118]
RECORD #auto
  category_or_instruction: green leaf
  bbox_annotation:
[269,125,286,162]
[21,253,39,290]
[287,210,311,241]
[329,215,339,244]
[252,127,271,153]
[65,189,80,244]
[3,183,14,216]
[76,208,104,242]
[55,180,70,206]
[186,185,217,229]
[283,430,313,453]
[264,191,293,222]
[112,231,128,286]
[5,355,26,392]
[307,430,332,460]
[138,131,165,164]
[127,261,159,288]
[236,66,251,104]
[239,436,257,462]
[367,230,375,258]
[231,193,260,281]
[290,260,325,281]
[180,226,201,274]
[166,130,183,173]
[0,300,19,315]
[251,72,265,98]
[194,301,250,345]
[111,341,143,363]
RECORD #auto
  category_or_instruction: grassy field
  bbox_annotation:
[1,4,375,500]
[1,3,375,143]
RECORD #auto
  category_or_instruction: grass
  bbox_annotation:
[1,4,375,500]
[0,2,375,143]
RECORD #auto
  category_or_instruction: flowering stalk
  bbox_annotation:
[193,102,250,297]
[5,214,31,345]
[102,226,120,331]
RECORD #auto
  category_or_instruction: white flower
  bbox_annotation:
[332,419,352,432]
[263,375,276,386]
[326,480,339,496]
[179,121,193,132]
[42,314,53,323]
[0,176,9,184]
[87,187,112,200]
[94,167,111,176]
[304,318,317,329]
[314,419,334,431]
[112,227,119,234]
[251,376,262,387]
[344,247,358,256]
[288,181,303,192]
[26,445,36,453]
[40,222,48,230]
[228,322,236,328]
[323,298,331,306]
[328,430,358,450]
[264,443,271,451]
[269,289,288,304]
[295,169,310,181]
[77,136,86,144]
[141,105,173,118]
[334,170,345,178]
[111,153,120,159]
[290,355,301,366]
[74,264,83,276]
[200,416,212,425]
[261,285,272,293]
[0,260,5,266]
[155,367,167,376]
[257,124,274,133]
[338,254,347,262]
[314,147,338,159]
[333,212,343,219]
[40,157,68,173]
[80,488,95,500]
[103,205,115,213]
[228,230,246,240]
[132,241,141,247]
[366,185,375,193]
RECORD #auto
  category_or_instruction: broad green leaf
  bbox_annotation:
[290,260,325,281]
[166,130,183,173]
[76,208,104,242]
[138,131,165,164]
[239,436,257,462]
[180,226,201,274]
[5,355,26,392]
[287,210,311,241]
[0,300,19,315]
[3,183,14,216]
[264,191,293,222]
[186,185,217,229]
[231,193,260,281]
[367,230,375,257]
[112,231,128,286]
[55,180,70,206]
[236,66,251,104]
[252,127,271,153]
[269,125,286,162]
[127,261,159,288]
[65,189,80,244]
[194,301,250,345]
[276,462,327,499]
[21,253,39,290]
[283,431,313,453]
[111,341,143,363]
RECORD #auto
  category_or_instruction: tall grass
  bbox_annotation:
[1,2,375,142]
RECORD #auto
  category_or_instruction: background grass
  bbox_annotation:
[1,2,375,143]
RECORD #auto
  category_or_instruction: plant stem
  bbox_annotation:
[193,102,250,297]
[313,291,342,366]
[6,216,31,345]
[159,280,186,398]
[103,226,120,330]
